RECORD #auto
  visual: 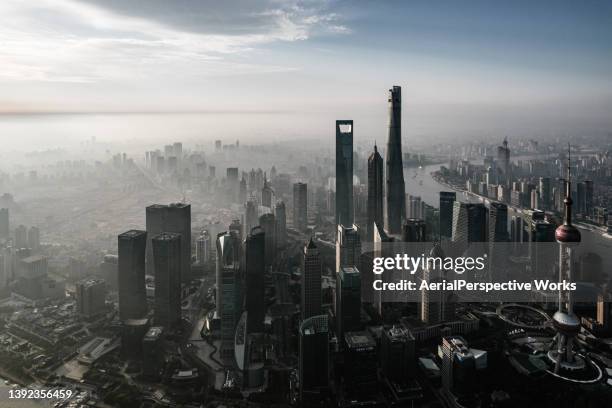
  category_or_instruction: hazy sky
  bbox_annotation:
[1,0,611,137]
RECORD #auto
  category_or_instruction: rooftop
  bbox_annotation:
[345,330,376,350]
[119,230,146,239]
[144,326,164,340]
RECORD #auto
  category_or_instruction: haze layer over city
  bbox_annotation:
[1,1,612,408]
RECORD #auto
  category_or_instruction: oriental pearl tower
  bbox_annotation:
[548,145,583,373]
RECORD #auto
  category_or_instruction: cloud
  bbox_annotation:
[0,0,349,83]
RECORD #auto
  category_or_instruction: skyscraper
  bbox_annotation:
[239,176,247,204]
[146,203,191,283]
[385,86,406,234]
[261,175,273,208]
[367,144,384,242]
[245,227,265,333]
[335,120,354,227]
[76,278,106,318]
[439,192,456,239]
[195,230,211,265]
[539,177,551,211]
[441,336,478,397]
[576,181,585,215]
[152,232,182,328]
[27,226,40,251]
[488,202,508,242]
[406,195,423,219]
[142,327,164,379]
[402,218,426,242]
[216,231,242,358]
[380,325,416,383]
[451,202,487,245]
[293,182,308,232]
[299,315,329,402]
[244,199,258,237]
[488,202,509,282]
[259,213,276,266]
[336,224,361,273]
[14,225,27,248]
[275,201,287,247]
[497,138,511,186]
[118,230,147,321]
[336,266,361,342]
[302,239,322,320]
[0,208,8,240]
[229,219,242,241]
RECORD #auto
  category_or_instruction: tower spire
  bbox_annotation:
[564,143,573,226]
[555,143,580,243]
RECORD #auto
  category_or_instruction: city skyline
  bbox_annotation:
[1,2,612,406]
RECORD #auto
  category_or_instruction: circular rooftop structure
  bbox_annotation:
[496,304,552,330]
[551,311,581,335]
[545,353,603,384]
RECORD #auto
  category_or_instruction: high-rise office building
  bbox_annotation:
[439,192,456,239]
[14,225,27,248]
[76,278,106,318]
[275,201,287,247]
[302,239,322,320]
[195,230,211,265]
[367,144,384,242]
[0,251,9,289]
[335,120,354,227]
[406,195,423,219]
[146,203,191,282]
[142,326,164,379]
[488,202,509,282]
[152,232,182,328]
[226,167,239,182]
[421,243,455,324]
[245,199,258,237]
[343,331,378,396]
[118,230,148,321]
[402,218,426,242]
[451,202,487,245]
[539,177,551,211]
[0,208,8,239]
[497,138,511,186]
[488,202,508,242]
[293,182,308,232]
[173,142,182,159]
[259,213,276,266]
[245,227,265,333]
[336,224,361,273]
[380,325,415,383]
[386,86,406,234]
[441,336,478,397]
[336,266,361,342]
[216,231,242,358]
[299,315,329,402]
[229,219,242,241]
[27,226,40,251]
[262,176,273,208]
[239,176,247,204]
[576,180,594,217]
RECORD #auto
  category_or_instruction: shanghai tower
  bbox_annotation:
[385,86,406,234]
